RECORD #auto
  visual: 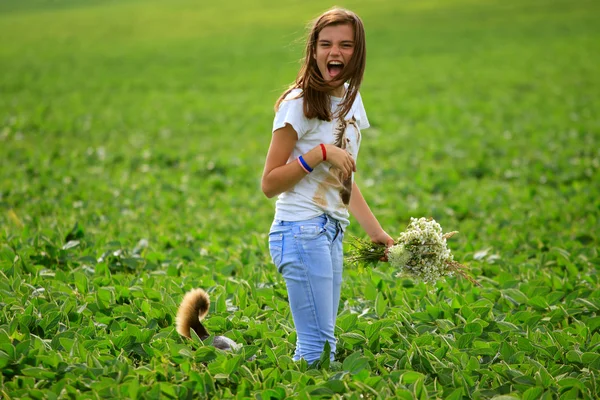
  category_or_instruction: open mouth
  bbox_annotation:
[327,61,344,78]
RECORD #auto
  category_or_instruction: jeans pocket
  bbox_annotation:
[294,224,327,240]
[268,232,283,268]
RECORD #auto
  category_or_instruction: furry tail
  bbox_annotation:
[176,288,210,339]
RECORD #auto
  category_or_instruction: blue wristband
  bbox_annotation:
[298,155,313,173]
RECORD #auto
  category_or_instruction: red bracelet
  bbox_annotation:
[320,143,327,161]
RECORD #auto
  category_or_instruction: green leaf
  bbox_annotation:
[375,292,387,318]
[586,316,600,333]
[340,332,367,346]
[582,352,599,366]
[59,338,74,352]
[527,296,549,310]
[496,321,521,332]
[337,314,357,332]
[516,337,534,352]
[324,380,346,394]
[15,340,31,358]
[396,389,417,400]
[534,365,553,388]
[65,222,85,242]
[401,371,425,384]
[309,387,334,396]
[128,378,140,400]
[457,333,476,349]
[577,298,599,311]
[523,387,544,400]
[464,322,483,336]
[264,345,277,364]
[97,288,114,305]
[364,321,382,342]
[558,378,584,389]
[445,389,463,400]
[21,367,56,379]
[319,341,331,370]
[159,382,177,398]
[74,271,88,294]
[62,240,80,251]
[435,319,455,332]
[514,375,536,386]
[194,347,217,362]
[342,352,370,375]
[223,355,243,375]
[413,377,427,400]
[502,289,528,305]
[241,345,258,360]
[559,387,581,400]
[566,350,582,364]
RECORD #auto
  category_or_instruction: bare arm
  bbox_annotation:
[261,124,323,198]
[349,181,394,246]
[261,124,356,198]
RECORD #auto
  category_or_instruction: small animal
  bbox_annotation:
[175,288,240,351]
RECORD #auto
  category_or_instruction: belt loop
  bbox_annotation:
[331,217,341,241]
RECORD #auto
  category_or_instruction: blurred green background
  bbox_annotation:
[1,0,598,248]
[2,0,598,246]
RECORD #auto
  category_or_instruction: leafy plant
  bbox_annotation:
[1,0,599,398]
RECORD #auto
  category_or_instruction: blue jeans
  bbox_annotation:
[268,214,344,364]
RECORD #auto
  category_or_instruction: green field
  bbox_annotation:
[1,0,599,398]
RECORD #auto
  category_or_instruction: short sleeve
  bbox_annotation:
[273,90,309,139]
[354,92,370,130]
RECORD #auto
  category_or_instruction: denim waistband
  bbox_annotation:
[273,214,321,225]
[271,214,344,236]
[273,213,342,227]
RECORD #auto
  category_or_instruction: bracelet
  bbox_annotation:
[297,155,313,173]
[320,143,327,161]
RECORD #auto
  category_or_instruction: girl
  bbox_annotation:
[261,8,393,365]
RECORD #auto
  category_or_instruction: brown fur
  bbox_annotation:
[333,116,357,205]
[176,288,210,339]
[175,288,241,352]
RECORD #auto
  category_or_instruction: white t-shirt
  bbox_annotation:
[272,88,370,229]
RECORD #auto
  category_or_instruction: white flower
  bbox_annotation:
[388,244,411,268]
[393,218,455,284]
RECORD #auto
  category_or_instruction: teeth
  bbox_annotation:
[328,61,343,66]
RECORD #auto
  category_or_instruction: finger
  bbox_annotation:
[342,161,351,176]
[346,160,353,172]
[381,247,390,262]
[380,249,389,262]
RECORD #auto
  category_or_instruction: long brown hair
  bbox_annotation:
[275,8,366,121]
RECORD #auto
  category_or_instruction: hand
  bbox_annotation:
[370,230,394,261]
[325,145,356,181]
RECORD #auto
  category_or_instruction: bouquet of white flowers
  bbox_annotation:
[348,217,479,285]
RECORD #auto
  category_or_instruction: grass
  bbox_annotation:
[1,0,599,398]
